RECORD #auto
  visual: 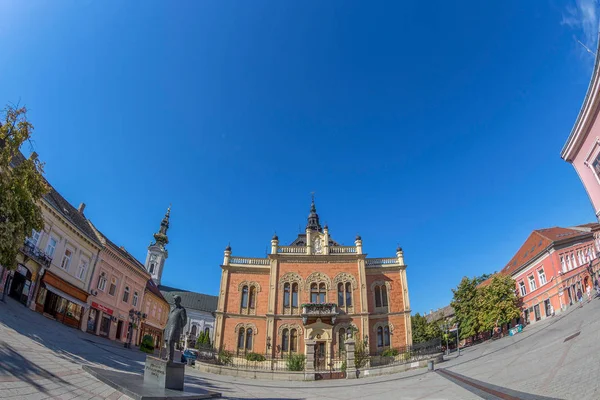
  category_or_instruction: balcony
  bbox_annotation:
[301,303,338,325]
[20,242,52,268]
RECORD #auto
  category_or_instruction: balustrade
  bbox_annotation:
[277,246,306,254]
[228,257,270,266]
[365,258,399,267]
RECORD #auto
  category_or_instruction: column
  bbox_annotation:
[305,339,316,378]
[95,310,103,335]
[345,338,357,379]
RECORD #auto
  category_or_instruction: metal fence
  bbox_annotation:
[195,347,306,372]
[369,338,442,368]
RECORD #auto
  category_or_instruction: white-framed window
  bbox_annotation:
[109,277,117,296]
[571,253,577,268]
[560,256,566,273]
[122,286,130,303]
[538,268,547,285]
[567,255,572,270]
[578,251,583,265]
[528,275,537,291]
[61,249,72,270]
[28,229,42,247]
[97,274,107,291]
[133,291,139,307]
[596,239,600,252]
[76,259,89,280]
[519,281,527,296]
[45,237,57,257]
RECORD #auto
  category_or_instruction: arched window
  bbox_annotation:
[204,327,210,335]
[338,283,344,306]
[290,329,297,352]
[246,328,253,350]
[291,283,298,308]
[381,285,388,307]
[191,325,197,336]
[338,328,346,352]
[345,282,352,307]
[241,286,249,308]
[384,326,390,346]
[249,286,256,310]
[123,286,130,303]
[375,286,381,308]
[284,283,290,308]
[318,283,326,304]
[377,326,383,347]
[311,283,318,303]
[237,328,245,350]
[282,329,289,352]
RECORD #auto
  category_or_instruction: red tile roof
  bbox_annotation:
[146,279,167,302]
[500,227,591,277]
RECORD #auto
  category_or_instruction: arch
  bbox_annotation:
[372,321,394,335]
[305,272,332,291]
[234,322,258,335]
[334,321,358,336]
[238,280,261,293]
[279,272,304,290]
[333,272,358,290]
[277,322,304,336]
[370,280,392,293]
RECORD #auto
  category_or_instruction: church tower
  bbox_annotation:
[145,205,170,285]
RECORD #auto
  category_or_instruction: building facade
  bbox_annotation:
[85,222,151,344]
[214,199,412,362]
[497,225,600,325]
[140,279,170,348]
[561,47,600,221]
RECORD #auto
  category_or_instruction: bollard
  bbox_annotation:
[427,360,434,371]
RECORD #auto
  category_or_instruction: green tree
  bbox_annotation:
[0,105,48,271]
[478,274,521,332]
[451,277,482,340]
[411,313,429,344]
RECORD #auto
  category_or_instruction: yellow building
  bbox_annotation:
[140,279,170,348]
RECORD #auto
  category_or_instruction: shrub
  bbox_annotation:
[341,360,347,372]
[217,348,233,366]
[381,348,399,357]
[401,351,412,361]
[286,354,306,371]
[140,335,154,354]
[245,352,266,362]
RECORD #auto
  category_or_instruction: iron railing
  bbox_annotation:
[20,242,52,268]
[369,338,442,367]
[195,347,306,372]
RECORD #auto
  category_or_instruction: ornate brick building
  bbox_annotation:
[214,199,412,362]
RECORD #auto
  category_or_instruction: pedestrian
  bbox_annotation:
[586,284,592,302]
[577,288,584,308]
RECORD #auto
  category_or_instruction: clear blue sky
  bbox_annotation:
[1,1,598,315]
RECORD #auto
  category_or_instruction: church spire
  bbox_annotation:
[306,193,322,232]
[153,204,171,246]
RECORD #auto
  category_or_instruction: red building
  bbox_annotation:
[497,224,600,324]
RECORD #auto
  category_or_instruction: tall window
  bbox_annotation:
[240,285,257,314]
[519,281,527,296]
[310,283,326,303]
[538,269,547,285]
[76,260,88,280]
[375,286,381,307]
[377,325,391,348]
[567,255,573,270]
[133,291,139,307]
[149,263,155,274]
[291,283,298,308]
[377,326,383,347]
[28,229,41,247]
[338,283,344,306]
[281,328,298,354]
[374,284,389,309]
[338,328,346,352]
[191,325,197,336]
[241,286,249,308]
[61,249,72,270]
[109,277,117,296]
[249,286,256,310]
[284,283,291,307]
[346,282,352,307]
[560,256,566,273]
[45,237,57,257]
[282,329,289,352]
[528,275,536,291]
[571,253,577,268]
[123,286,130,303]
[97,274,107,291]
[338,282,353,308]
[246,328,253,350]
[290,329,297,352]
[237,328,245,350]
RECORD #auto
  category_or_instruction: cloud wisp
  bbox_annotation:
[562,0,600,52]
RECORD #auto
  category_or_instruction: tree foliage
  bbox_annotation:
[451,274,522,340]
[411,313,446,344]
[0,104,48,270]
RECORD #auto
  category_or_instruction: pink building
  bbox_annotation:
[496,225,600,325]
[562,52,600,221]
[85,222,151,344]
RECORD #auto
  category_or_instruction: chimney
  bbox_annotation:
[78,202,86,214]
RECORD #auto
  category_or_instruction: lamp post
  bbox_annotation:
[124,309,146,349]
[456,323,460,356]
[443,322,449,356]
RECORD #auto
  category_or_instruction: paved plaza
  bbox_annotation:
[1,296,600,399]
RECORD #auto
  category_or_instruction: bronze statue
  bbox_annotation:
[163,295,187,362]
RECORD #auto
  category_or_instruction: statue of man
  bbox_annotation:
[164,295,187,362]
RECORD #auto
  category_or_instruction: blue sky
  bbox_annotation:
[1,0,598,315]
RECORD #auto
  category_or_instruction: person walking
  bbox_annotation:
[577,288,584,308]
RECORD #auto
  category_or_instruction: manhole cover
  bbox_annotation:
[564,331,580,342]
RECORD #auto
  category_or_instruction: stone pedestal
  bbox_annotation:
[144,356,185,391]
[345,338,357,379]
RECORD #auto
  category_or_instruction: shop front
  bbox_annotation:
[139,321,163,348]
[9,264,33,305]
[36,271,89,329]
[87,301,115,338]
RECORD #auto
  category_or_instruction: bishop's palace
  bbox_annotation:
[214,198,412,359]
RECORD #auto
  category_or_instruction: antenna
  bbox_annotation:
[577,40,597,57]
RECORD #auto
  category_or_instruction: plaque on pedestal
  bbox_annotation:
[144,356,185,391]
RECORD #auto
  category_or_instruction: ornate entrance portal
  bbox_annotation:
[315,342,326,370]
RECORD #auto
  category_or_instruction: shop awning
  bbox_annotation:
[45,283,89,309]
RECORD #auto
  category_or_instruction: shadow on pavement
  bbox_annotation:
[0,343,70,394]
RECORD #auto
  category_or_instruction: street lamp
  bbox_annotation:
[442,322,449,356]
[124,309,146,349]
